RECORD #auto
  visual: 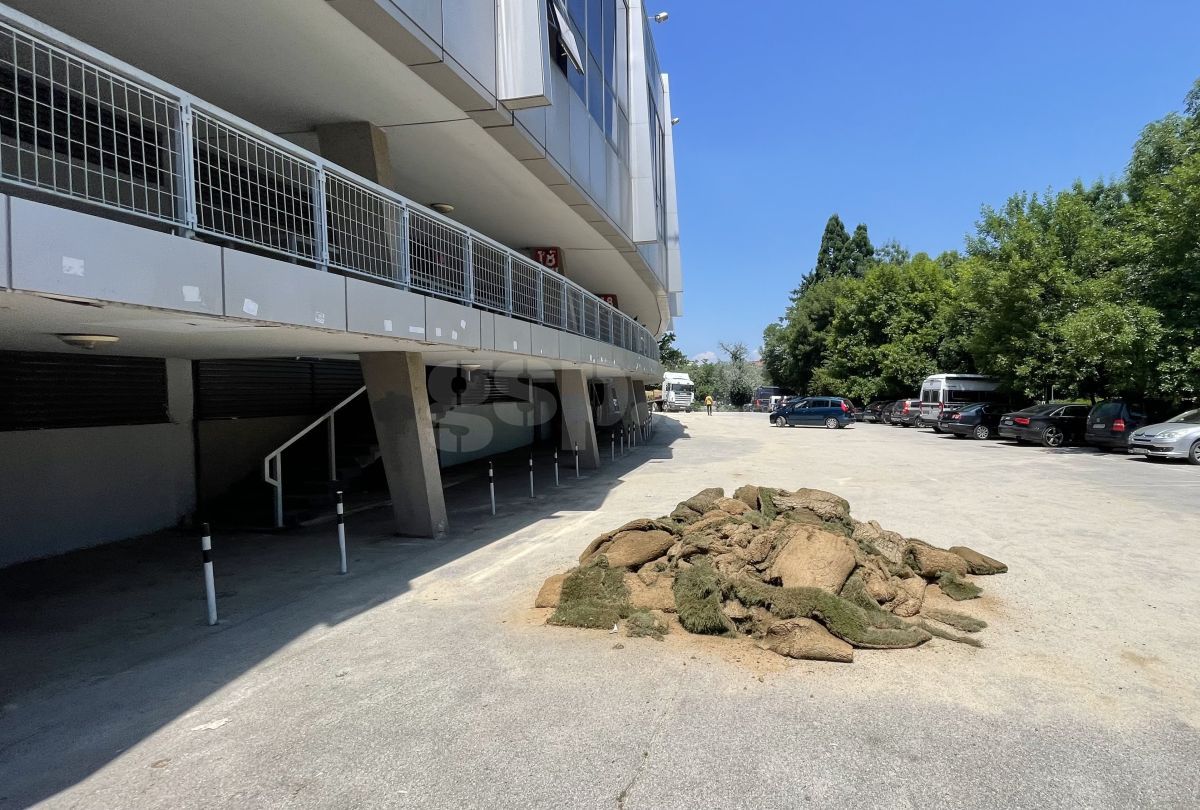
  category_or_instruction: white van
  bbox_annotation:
[918,374,1001,429]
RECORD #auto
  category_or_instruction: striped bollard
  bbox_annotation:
[200,523,217,626]
[574,443,580,479]
[611,431,616,461]
[620,428,625,456]
[529,454,535,498]
[489,461,496,515]
[554,448,560,487]
[336,490,347,575]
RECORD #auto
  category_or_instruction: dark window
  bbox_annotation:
[195,359,362,420]
[0,351,168,431]
[1090,402,1125,420]
[946,389,994,404]
[810,399,830,409]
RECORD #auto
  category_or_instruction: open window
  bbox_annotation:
[550,1,585,73]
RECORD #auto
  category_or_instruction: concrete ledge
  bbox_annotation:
[557,331,582,363]
[10,198,222,315]
[493,314,532,354]
[425,298,481,348]
[223,251,346,330]
[347,277,426,338]
[531,324,559,359]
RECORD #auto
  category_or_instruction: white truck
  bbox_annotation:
[658,371,695,412]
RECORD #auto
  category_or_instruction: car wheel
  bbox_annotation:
[915,417,925,428]
[973,424,991,440]
[1189,440,1200,466]
[1041,426,1065,448]
[824,417,839,429]
[932,425,943,434]
[775,416,787,428]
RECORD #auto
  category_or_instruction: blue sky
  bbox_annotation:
[653,1,1200,361]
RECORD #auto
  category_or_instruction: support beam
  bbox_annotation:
[316,121,396,188]
[360,352,447,537]
[632,381,650,426]
[555,368,600,470]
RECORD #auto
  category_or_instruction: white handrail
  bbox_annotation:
[263,385,367,528]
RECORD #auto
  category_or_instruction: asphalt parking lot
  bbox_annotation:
[2,413,1197,808]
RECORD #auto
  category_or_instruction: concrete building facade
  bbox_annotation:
[0,1,683,566]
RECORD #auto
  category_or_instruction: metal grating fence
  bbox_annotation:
[194,110,318,259]
[0,16,660,360]
[0,22,181,223]
[470,237,508,313]
[408,208,467,300]
[541,273,564,328]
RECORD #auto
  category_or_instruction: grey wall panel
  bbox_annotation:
[223,251,347,330]
[390,0,442,42]
[0,195,8,290]
[569,92,591,186]
[531,324,559,359]
[425,297,481,348]
[480,311,496,349]
[515,106,548,148]
[443,0,496,96]
[346,277,427,338]
[494,314,532,355]
[580,337,602,365]
[558,331,582,362]
[589,121,608,205]
[546,69,572,168]
[10,198,222,314]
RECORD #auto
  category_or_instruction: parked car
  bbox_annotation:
[1127,408,1200,465]
[891,399,923,427]
[880,400,901,424]
[770,396,854,429]
[860,400,889,423]
[998,403,1091,447]
[918,373,1002,431]
[1084,400,1153,451]
[938,402,1004,440]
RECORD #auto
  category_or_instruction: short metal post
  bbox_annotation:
[620,428,625,456]
[611,431,616,461]
[336,491,347,575]
[529,454,535,498]
[327,416,337,481]
[554,448,560,487]
[575,443,580,478]
[489,461,496,515]
[201,523,217,626]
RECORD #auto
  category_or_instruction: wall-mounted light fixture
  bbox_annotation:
[56,333,119,349]
[429,202,455,215]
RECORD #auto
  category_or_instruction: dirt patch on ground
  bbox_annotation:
[537,485,1007,663]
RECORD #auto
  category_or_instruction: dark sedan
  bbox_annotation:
[939,402,1004,440]
[891,399,923,427]
[998,403,1091,447]
[861,400,891,423]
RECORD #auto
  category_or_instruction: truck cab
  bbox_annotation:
[661,372,695,412]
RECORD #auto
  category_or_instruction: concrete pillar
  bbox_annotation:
[632,381,650,425]
[316,121,395,188]
[616,376,639,428]
[555,368,600,469]
[360,352,447,537]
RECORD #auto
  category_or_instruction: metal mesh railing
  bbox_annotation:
[194,110,318,259]
[0,22,181,223]
[542,273,564,329]
[471,237,508,313]
[565,287,584,334]
[510,258,540,322]
[408,208,467,300]
[0,15,660,360]
[325,171,403,282]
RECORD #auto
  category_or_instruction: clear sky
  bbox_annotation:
[652,1,1200,361]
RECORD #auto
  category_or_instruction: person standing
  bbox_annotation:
[705,394,714,415]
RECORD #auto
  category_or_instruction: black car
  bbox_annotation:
[892,399,923,427]
[998,403,1091,447]
[879,400,901,424]
[861,400,890,423]
[939,402,1004,440]
[1084,400,1152,451]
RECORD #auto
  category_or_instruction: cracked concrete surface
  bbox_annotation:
[1,413,1198,808]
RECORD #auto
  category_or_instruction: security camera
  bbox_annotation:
[671,117,680,125]
[654,12,669,23]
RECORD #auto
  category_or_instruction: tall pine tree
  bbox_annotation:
[805,214,850,290]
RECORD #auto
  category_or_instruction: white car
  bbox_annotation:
[1128,409,1200,465]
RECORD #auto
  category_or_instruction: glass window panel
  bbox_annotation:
[603,0,616,80]
[568,56,586,99]
[587,0,602,59]
[569,0,586,29]
[616,2,628,108]
[604,86,615,141]
[588,55,603,125]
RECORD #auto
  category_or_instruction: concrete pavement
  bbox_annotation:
[1,413,1198,808]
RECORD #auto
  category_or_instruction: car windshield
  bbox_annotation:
[1167,408,1200,424]
[956,403,984,413]
[1019,403,1060,415]
[1090,402,1125,420]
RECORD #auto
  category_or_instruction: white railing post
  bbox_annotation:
[536,268,545,324]
[313,163,330,270]
[175,98,197,237]
[399,206,411,286]
[503,253,514,314]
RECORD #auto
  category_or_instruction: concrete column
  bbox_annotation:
[616,376,639,428]
[632,381,650,425]
[360,352,447,537]
[316,121,396,188]
[555,368,600,469]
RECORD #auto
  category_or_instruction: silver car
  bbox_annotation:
[1128,408,1200,465]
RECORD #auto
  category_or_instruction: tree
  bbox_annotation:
[719,341,762,407]
[657,331,688,371]
[803,214,851,291]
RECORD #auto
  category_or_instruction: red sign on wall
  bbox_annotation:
[598,293,619,308]
[529,246,563,272]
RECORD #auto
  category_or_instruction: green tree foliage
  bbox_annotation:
[685,343,764,407]
[761,78,1200,407]
[657,331,689,371]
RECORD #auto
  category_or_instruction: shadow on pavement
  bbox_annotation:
[0,415,687,808]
